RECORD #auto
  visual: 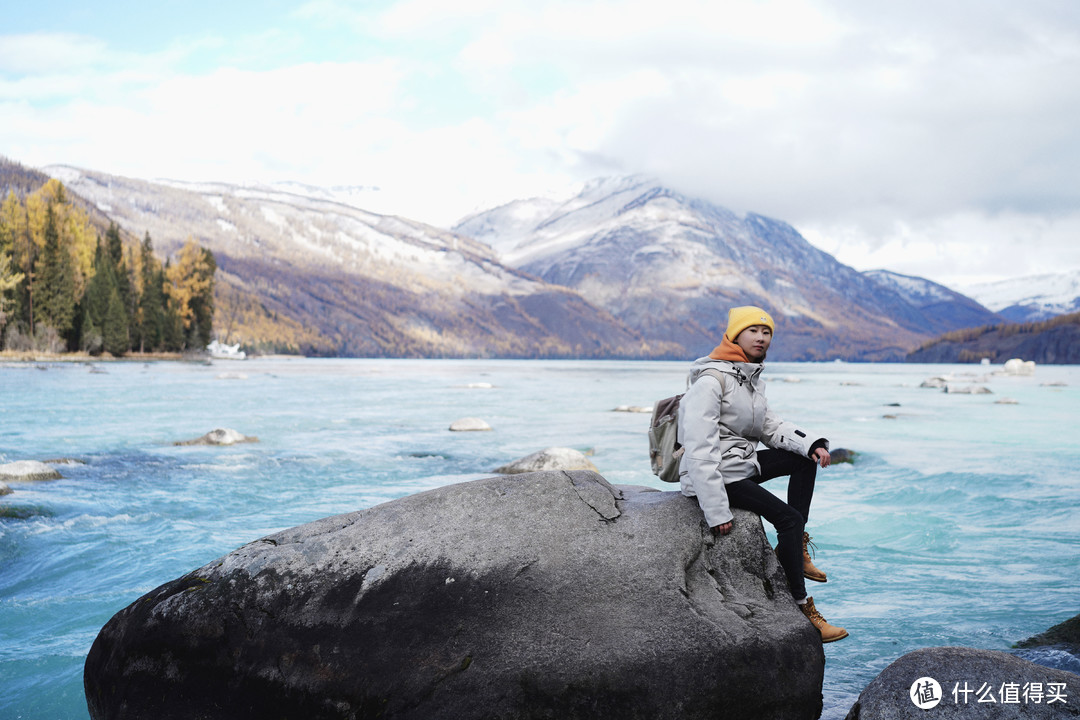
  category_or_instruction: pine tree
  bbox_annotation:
[84,241,115,334]
[102,285,129,356]
[79,300,101,354]
[32,202,77,342]
[161,260,184,351]
[190,247,216,348]
[104,223,132,345]
[137,233,165,352]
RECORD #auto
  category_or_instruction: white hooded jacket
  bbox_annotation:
[676,355,825,527]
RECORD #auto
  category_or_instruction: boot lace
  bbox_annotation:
[802,599,827,624]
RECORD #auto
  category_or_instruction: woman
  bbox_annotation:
[677,306,848,643]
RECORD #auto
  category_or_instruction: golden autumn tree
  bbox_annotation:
[164,237,216,349]
[0,220,23,328]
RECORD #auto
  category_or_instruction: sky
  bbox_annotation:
[2,0,1079,290]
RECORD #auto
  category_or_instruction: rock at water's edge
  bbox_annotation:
[174,428,258,446]
[0,460,63,482]
[494,447,599,474]
[845,646,1080,719]
[85,471,824,720]
[1016,613,1080,654]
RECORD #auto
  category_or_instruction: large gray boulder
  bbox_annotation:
[85,471,824,720]
[845,646,1080,719]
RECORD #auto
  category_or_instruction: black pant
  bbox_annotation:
[724,449,817,601]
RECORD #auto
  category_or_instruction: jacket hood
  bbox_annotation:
[688,355,762,384]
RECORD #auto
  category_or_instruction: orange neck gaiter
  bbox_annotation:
[708,335,750,363]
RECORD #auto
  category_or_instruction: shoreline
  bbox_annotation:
[0,350,191,363]
[0,350,310,364]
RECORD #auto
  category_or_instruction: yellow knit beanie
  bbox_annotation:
[724,306,775,341]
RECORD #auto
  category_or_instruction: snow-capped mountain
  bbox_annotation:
[960,270,1080,323]
[457,177,1002,360]
[861,270,1005,331]
[46,166,653,358]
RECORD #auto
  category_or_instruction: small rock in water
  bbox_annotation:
[944,385,992,394]
[1002,358,1036,376]
[494,447,599,474]
[0,460,63,482]
[174,428,259,446]
[0,480,11,496]
[830,448,857,464]
[612,405,652,413]
[920,376,950,388]
[458,382,494,389]
[995,398,1019,405]
[448,417,492,432]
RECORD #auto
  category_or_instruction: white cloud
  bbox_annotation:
[2,1,1078,287]
[800,211,1080,288]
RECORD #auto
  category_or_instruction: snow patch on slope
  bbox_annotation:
[961,270,1080,315]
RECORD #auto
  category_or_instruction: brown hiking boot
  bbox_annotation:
[803,532,827,583]
[800,596,849,643]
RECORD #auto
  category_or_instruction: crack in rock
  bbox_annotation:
[563,471,621,522]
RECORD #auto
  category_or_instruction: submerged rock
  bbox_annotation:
[844,646,1080,719]
[0,480,10,496]
[85,471,824,720]
[174,428,259,446]
[944,385,992,394]
[494,447,599,474]
[612,405,652,413]
[0,460,62,482]
[448,417,492,432]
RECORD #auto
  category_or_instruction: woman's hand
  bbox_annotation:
[712,521,733,536]
[811,447,831,468]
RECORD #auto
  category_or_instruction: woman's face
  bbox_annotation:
[735,324,772,361]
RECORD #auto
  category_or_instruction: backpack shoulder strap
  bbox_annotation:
[690,366,735,389]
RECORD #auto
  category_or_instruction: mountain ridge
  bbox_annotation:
[961,270,1080,323]
[45,165,668,358]
[457,177,1004,361]
[17,163,1051,360]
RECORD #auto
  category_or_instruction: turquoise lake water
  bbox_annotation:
[1,357,1078,718]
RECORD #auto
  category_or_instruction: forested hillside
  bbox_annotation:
[906,312,1080,364]
[0,166,215,356]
